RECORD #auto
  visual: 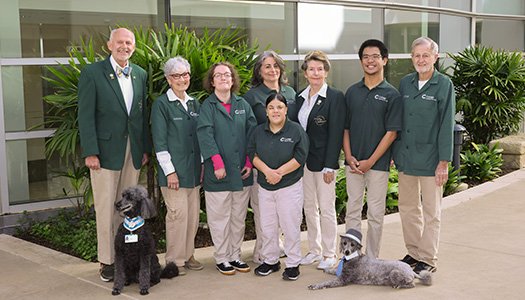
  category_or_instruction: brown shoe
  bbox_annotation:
[185,255,204,270]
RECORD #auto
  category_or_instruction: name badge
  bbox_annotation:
[125,234,138,243]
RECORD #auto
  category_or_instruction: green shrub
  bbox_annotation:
[444,164,466,196]
[448,46,525,144]
[460,142,503,183]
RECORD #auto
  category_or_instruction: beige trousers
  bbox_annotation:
[90,141,140,265]
[249,170,263,262]
[345,167,389,258]
[205,188,250,264]
[258,180,304,268]
[161,186,201,267]
[302,167,337,258]
[398,172,443,267]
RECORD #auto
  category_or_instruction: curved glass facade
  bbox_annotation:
[0,0,524,213]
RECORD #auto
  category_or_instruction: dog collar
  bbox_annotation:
[336,251,360,276]
[124,216,145,232]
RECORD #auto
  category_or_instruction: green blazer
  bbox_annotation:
[151,93,201,188]
[197,93,257,192]
[78,57,151,170]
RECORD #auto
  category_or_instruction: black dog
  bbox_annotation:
[112,186,178,296]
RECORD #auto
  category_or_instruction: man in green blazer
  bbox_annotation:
[78,28,151,282]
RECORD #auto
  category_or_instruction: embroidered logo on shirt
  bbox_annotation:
[374,94,388,102]
[189,111,199,117]
[234,109,246,115]
[280,137,294,143]
[173,117,183,121]
[422,94,437,101]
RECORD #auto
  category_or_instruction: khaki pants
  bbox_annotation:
[250,170,263,262]
[258,180,304,268]
[345,167,389,258]
[90,141,140,265]
[161,186,201,267]
[205,188,250,264]
[398,172,443,267]
[302,167,337,258]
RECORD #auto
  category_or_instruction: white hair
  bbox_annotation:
[411,37,439,54]
[109,28,135,44]
[163,56,191,75]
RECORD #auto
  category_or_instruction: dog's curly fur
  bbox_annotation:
[308,236,432,290]
[112,186,178,296]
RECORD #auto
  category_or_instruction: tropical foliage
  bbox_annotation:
[448,46,525,144]
[460,142,503,183]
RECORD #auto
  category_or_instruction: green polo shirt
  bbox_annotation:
[243,84,296,124]
[344,79,402,171]
[151,93,201,188]
[247,119,309,191]
[393,70,455,176]
[197,93,257,191]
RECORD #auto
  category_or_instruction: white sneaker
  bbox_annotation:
[317,256,337,270]
[300,253,322,265]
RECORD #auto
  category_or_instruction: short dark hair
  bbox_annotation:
[252,50,288,86]
[203,62,241,93]
[265,93,288,107]
[358,39,389,60]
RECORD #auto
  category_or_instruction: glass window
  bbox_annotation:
[476,0,524,15]
[6,138,82,205]
[385,9,440,53]
[295,59,363,93]
[18,0,158,58]
[171,0,296,54]
[385,58,414,89]
[476,19,525,51]
[440,15,470,53]
[392,0,440,7]
[298,3,382,54]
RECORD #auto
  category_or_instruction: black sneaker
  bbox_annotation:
[99,263,114,282]
[229,260,251,273]
[254,262,281,276]
[414,261,437,274]
[216,262,236,275]
[400,254,419,268]
[282,266,300,281]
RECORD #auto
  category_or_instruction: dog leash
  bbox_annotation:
[336,251,360,276]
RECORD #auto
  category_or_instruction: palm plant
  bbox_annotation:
[448,46,525,144]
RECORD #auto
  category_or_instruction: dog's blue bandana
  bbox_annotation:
[123,216,145,232]
[336,251,360,277]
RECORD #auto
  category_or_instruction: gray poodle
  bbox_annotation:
[112,186,178,296]
[308,229,432,290]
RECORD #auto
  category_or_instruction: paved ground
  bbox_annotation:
[1,169,524,300]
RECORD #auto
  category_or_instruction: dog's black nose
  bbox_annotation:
[344,250,350,256]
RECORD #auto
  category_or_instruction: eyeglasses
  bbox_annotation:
[362,54,382,60]
[169,72,190,80]
[213,72,232,79]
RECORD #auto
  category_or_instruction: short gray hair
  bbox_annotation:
[411,37,439,54]
[163,56,191,76]
[109,28,135,44]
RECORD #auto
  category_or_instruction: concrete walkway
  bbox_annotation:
[1,169,524,300]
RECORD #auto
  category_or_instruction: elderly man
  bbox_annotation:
[78,27,150,282]
[393,37,455,274]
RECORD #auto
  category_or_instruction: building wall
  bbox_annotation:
[1,0,524,216]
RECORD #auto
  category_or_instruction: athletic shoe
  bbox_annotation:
[400,254,419,268]
[185,255,204,270]
[414,261,437,274]
[99,263,114,282]
[282,266,300,281]
[317,256,337,270]
[216,262,236,275]
[300,253,322,265]
[229,260,251,272]
[254,262,281,276]
[177,266,187,276]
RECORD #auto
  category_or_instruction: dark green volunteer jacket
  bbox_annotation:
[197,93,257,191]
[78,57,151,170]
[393,70,455,176]
[151,93,201,188]
[243,84,296,124]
